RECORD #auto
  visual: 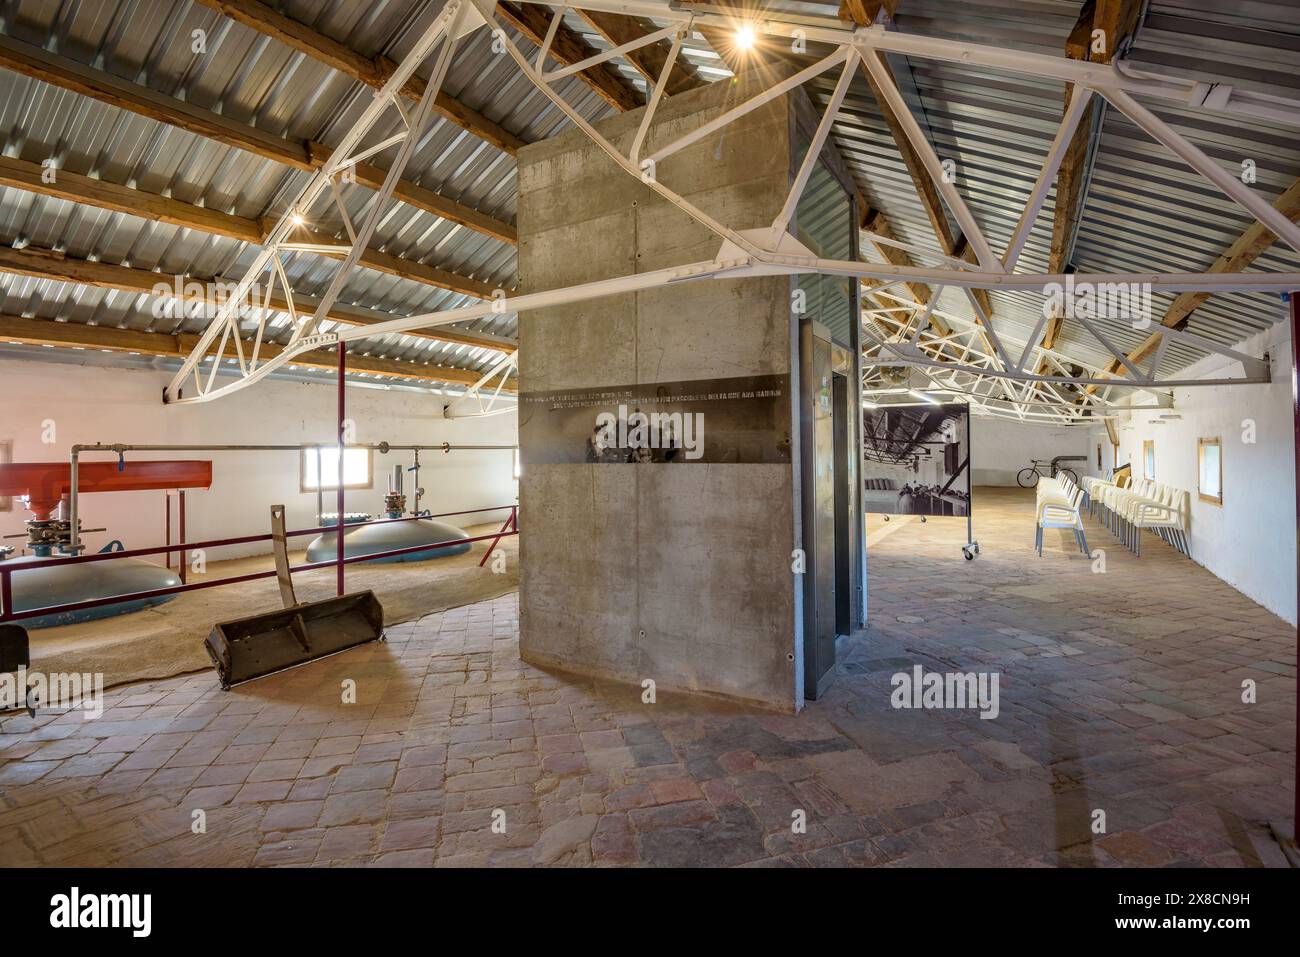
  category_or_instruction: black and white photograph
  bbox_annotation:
[863,402,970,517]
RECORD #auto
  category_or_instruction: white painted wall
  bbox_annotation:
[970,416,1093,486]
[0,358,518,562]
[1101,320,1296,624]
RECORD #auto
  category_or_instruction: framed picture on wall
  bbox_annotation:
[1198,437,1222,505]
[1143,439,1155,481]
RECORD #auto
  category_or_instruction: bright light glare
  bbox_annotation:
[908,389,940,405]
[735,23,756,50]
[290,212,305,227]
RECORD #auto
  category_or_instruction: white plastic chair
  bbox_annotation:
[1130,485,1190,556]
[1037,485,1089,557]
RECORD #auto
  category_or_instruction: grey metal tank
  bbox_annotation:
[4,553,180,629]
[305,517,472,564]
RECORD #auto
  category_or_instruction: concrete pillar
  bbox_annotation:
[515,72,857,711]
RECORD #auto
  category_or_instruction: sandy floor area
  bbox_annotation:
[24,522,519,689]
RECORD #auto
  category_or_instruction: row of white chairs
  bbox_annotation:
[1035,474,1089,557]
[1081,474,1191,557]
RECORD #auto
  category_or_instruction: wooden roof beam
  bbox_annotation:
[0,154,506,304]
[837,3,994,318]
[573,9,706,96]
[1164,176,1300,328]
[0,33,516,246]
[494,3,644,112]
[0,313,514,390]
[0,244,514,354]
[1049,0,1142,274]
[194,0,526,155]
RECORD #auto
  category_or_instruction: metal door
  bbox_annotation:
[800,320,837,700]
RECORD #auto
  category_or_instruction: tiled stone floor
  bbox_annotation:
[0,487,1294,867]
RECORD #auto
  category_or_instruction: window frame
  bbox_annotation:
[299,446,373,493]
[1142,439,1155,482]
[1198,436,1223,506]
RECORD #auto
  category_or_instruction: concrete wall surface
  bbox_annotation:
[516,73,800,709]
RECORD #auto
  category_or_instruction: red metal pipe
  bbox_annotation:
[478,505,518,568]
[179,489,187,585]
[0,460,212,520]
[337,342,346,597]
[164,491,172,571]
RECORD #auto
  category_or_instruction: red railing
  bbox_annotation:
[0,504,518,624]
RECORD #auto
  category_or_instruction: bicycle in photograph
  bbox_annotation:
[1017,458,1079,488]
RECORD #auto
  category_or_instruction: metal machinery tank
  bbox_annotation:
[0,459,213,628]
[305,464,471,564]
[1,548,181,628]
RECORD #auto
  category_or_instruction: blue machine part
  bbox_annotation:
[305,518,471,564]
[4,553,181,629]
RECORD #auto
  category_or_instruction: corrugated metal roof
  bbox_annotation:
[0,0,627,390]
[805,0,1300,381]
[1,0,1297,397]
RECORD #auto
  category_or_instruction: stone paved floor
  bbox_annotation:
[0,487,1294,867]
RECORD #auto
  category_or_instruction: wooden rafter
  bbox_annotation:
[0,155,502,302]
[0,313,515,390]
[1041,315,1065,351]
[0,245,514,354]
[574,9,706,95]
[194,0,526,154]
[861,206,935,310]
[0,33,515,246]
[837,3,993,318]
[838,2,901,22]
[495,3,644,112]
[1163,176,1300,329]
[1050,0,1142,274]
[304,143,516,244]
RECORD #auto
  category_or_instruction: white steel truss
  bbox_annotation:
[162,0,1300,409]
[443,352,519,419]
[857,289,1231,424]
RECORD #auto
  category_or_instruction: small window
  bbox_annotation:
[1096,444,1102,469]
[1198,437,1222,505]
[301,447,372,491]
[0,439,11,512]
[1143,439,1155,481]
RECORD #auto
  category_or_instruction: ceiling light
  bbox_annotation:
[290,213,305,227]
[735,23,756,50]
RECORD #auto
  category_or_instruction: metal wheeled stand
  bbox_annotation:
[961,406,979,560]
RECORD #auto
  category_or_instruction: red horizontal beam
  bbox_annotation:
[0,460,213,519]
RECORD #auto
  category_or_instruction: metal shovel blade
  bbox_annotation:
[204,590,384,689]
